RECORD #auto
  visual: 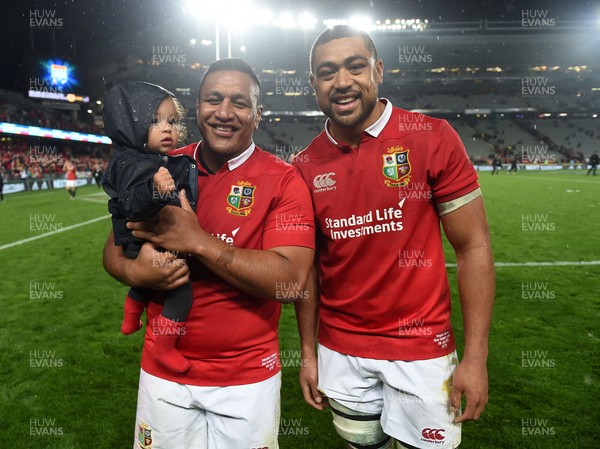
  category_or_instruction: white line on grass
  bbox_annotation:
[81,191,108,198]
[73,192,108,204]
[78,197,109,204]
[0,215,110,251]
[2,211,598,269]
[446,260,600,268]
[517,176,600,185]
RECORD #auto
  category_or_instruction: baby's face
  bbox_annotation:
[147,98,179,154]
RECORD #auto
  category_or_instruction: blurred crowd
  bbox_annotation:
[0,98,103,135]
[0,138,108,182]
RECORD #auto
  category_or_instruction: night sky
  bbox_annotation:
[1,0,598,90]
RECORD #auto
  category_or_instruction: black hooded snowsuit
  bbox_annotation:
[102,81,197,321]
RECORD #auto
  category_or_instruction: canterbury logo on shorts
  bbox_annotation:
[421,427,446,443]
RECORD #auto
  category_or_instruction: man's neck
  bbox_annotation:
[199,143,248,173]
[329,100,386,148]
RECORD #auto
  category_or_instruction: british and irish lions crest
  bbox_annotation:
[382,146,411,187]
[226,181,256,216]
[137,422,152,449]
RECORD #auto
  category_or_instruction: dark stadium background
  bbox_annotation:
[1,1,599,448]
[1,0,599,177]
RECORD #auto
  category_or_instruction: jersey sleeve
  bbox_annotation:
[431,121,480,211]
[262,167,315,250]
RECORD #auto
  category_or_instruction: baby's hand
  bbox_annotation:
[153,167,175,195]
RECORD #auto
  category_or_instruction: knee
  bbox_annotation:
[329,399,392,449]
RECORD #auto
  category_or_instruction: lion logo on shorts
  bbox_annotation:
[137,421,153,448]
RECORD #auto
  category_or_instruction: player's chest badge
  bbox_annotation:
[226,181,256,216]
[382,146,411,187]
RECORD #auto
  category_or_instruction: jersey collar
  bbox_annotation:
[225,142,255,171]
[324,98,393,146]
[193,141,256,174]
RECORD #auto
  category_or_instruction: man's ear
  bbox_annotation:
[375,58,384,84]
[309,74,316,92]
[254,105,263,130]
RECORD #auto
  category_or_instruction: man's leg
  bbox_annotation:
[378,352,462,449]
[318,345,392,449]
[133,369,207,449]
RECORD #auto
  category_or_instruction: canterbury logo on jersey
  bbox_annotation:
[312,172,336,192]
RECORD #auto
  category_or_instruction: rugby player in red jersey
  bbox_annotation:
[103,59,315,449]
[293,25,495,449]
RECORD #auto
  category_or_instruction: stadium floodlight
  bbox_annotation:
[185,0,254,59]
[240,45,247,52]
[323,19,347,27]
[275,12,297,29]
[349,16,374,31]
[256,8,274,25]
[221,0,255,28]
[201,39,212,46]
[183,0,204,19]
[298,12,318,30]
[190,38,197,45]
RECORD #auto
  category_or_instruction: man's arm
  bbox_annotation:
[103,230,190,290]
[294,266,325,410]
[128,190,314,302]
[440,195,495,423]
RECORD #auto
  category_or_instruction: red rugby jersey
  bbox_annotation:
[293,100,479,360]
[141,142,315,386]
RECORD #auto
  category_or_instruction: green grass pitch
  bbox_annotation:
[1,170,599,448]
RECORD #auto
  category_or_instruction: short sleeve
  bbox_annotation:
[262,168,315,250]
[431,121,480,207]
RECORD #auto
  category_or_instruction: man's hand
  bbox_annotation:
[450,357,488,423]
[299,351,327,410]
[103,231,189,290]
[128,190,204,255]
[153,166,175,195]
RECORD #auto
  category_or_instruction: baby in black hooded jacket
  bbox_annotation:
[102,81,197,373]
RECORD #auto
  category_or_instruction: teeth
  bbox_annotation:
[216,126,234,132]
[337,97,355,104]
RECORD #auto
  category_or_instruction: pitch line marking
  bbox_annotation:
[78,197,109,204]
[0,215,111,251]
[518,176,600,185]
[446,260,600,268]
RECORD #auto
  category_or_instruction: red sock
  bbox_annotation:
[151,317,191,373]
[121,296,145,335]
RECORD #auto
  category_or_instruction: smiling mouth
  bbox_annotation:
[210,124,238,134]
[332,95,359,111]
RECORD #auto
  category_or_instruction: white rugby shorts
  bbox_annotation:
[318,344,461,449]
[133,369,281,449]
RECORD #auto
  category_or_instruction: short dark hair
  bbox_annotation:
[198,58,262,107]
[310,25,378,73]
